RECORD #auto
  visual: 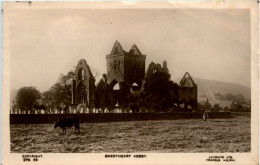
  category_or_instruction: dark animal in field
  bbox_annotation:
[54,117,80,133]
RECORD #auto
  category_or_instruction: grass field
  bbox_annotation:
[10,114,250,153]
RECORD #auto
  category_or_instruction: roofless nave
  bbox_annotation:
[71,40,197,112]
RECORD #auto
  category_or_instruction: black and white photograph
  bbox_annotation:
[1,1,259,165]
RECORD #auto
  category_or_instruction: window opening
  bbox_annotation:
[114,47,118,53]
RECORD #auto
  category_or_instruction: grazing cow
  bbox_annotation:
[54,117,80,133]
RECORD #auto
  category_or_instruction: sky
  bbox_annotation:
[8,8,251,92]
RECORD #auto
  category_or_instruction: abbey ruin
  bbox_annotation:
[71,40,197,112]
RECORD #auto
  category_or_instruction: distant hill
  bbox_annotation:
[175,78,251,100]
[194,78,250,99]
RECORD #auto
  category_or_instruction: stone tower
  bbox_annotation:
[178,72,198,108]
[71,59,95,108]
[106,40,146,89]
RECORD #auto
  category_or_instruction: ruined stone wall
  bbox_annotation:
[178,87,197,105]
[72,59,95,107]
[124,54,145,87]
[106,54,125,85]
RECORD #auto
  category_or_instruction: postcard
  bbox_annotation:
[1,1,259,165]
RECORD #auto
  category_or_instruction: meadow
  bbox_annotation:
[10,114,250,153]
